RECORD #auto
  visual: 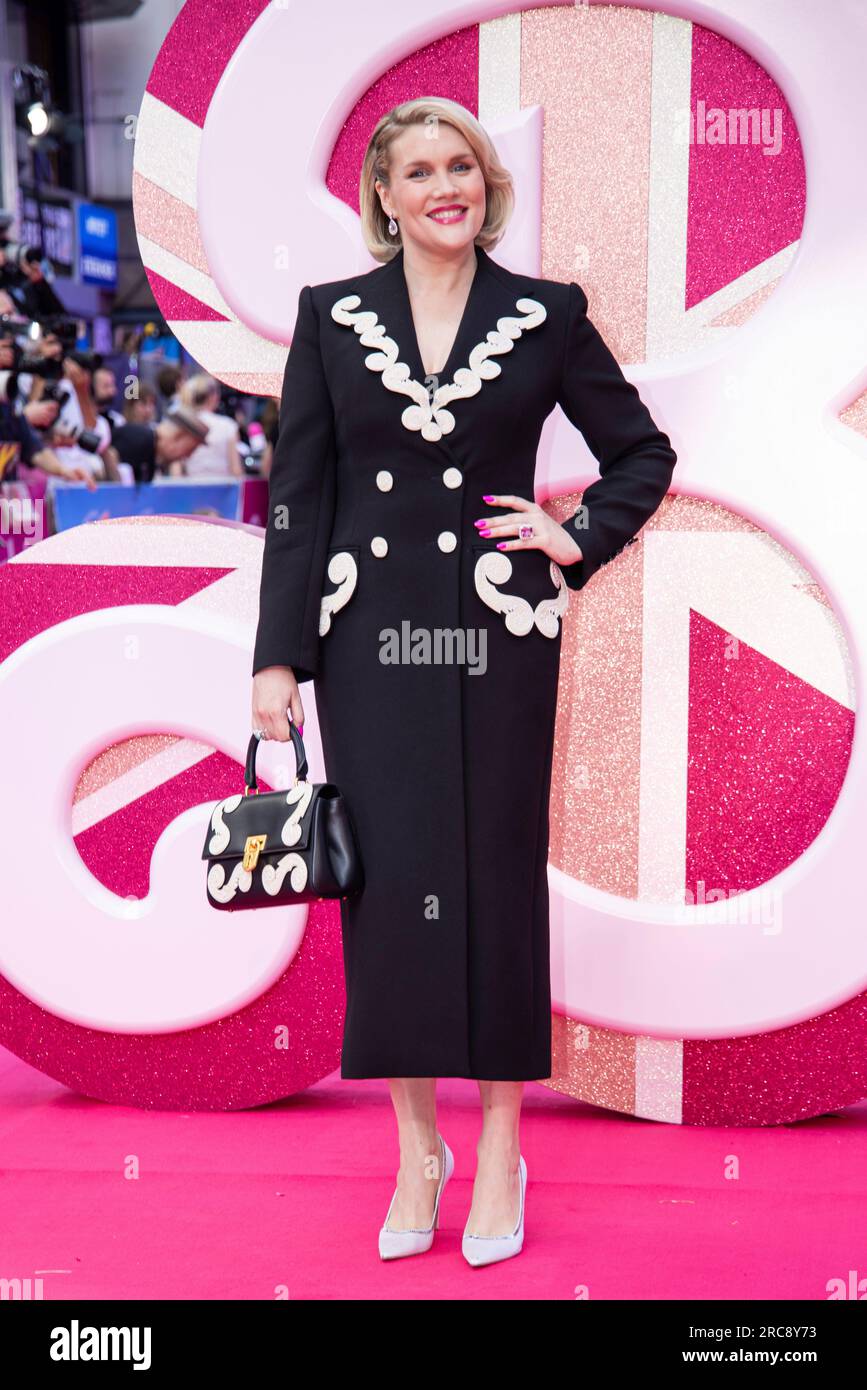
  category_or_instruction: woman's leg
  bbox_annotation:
[466,1081,524,1236]
[383,1078,442,1230]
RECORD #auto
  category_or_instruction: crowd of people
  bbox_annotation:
[0,323,280,492]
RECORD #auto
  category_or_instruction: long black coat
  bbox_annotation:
[252,243,676,1080]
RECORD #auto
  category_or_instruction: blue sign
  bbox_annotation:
[51,480,241,530]
[78,203,118,287]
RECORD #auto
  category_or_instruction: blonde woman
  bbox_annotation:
[251,98,676,1265]
[179,374,244,478]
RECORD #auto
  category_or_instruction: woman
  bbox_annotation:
[251,97,677,1266]
[178,374,244,478]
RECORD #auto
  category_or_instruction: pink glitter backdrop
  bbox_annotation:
[1,3,860,1124]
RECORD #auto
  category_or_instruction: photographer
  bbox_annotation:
[92,365,127,431]
[19,330,119,482]
[0,222,67,324]
[110,406,210,483]
[0,330,96,488]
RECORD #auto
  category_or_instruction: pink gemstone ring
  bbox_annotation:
[518,524,535,542]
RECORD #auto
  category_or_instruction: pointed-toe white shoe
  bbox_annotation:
[378,1133,454,1261]
[462,1153,526,1267]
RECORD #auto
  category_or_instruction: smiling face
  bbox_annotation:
[376,121,487,256]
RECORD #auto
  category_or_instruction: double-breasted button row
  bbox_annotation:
[374,467,461,492]
[370,531,458,556]
[368,466,463,557]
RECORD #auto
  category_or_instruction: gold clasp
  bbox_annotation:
[242,834,267,871]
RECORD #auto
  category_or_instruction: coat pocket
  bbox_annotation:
[319,546,360,637]
[471,542,569,638]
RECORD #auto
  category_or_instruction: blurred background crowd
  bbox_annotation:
[0,279,279,491]
[0,0,282,552]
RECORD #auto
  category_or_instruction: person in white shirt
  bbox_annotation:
[18,336,118,480]
[50,363,115,479]
[176,374,243,478]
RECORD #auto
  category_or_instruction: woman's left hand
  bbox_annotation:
[475,494,583,568]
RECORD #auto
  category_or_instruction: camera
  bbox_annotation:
[51,420,102,454]
[0,239,42,276]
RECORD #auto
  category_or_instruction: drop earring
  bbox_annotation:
[387,215,398,236]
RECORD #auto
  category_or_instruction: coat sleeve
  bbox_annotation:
[251,284,337,682]
[555,281,677,591]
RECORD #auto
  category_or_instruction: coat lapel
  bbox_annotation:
[330,244,548,443]
[386,243,489,388]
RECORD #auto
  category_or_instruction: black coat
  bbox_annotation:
[252,243,676,1080]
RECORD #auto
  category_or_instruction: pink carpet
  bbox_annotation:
[1,1045,864,1300]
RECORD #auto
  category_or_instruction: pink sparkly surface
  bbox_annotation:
[6,12,859,1128]
[840,386,867,439]
[0,563,233,665]
[132,171,211,274]
[548,493,853,903]
[548,492,647,899]
[687,24,806,309]
[143,267,229,323]
[73,751,273,900]
[325,25,479,211]
[0,516,345,1104]
[75,734,185,801]
[0,897,344,1110]
[686,610,854,898]
[710,274,784,326]
[525,2,653,361]
[145,0,269,128]
[684,993,867,1126]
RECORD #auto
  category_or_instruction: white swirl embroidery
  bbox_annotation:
[280,780,313,847]
[261,853,308,896]
[331,294,547,442]
[473,552,569,637]
[207,794,243,855]
[207,860,252,904]
[319,550,358,636]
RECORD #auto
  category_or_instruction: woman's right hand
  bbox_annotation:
[252,666,304,741]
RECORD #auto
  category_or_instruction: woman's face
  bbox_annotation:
[377,121,487,256]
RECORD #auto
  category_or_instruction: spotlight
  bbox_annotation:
[26,103,50,138]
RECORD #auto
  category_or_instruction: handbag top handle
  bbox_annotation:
[244,723,309,794]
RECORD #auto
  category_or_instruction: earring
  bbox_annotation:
[387,215,398,236]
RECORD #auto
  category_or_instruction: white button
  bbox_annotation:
[437,531,457,553]
[376,470,393,491]
[370,535,388,557]
[442,467,462,489]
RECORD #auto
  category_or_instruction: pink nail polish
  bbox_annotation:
[480,529,491,537]
[496,542,507,550]
[482,494,495,501]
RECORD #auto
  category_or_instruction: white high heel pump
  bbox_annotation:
[378,1133,454,1261]
[462,1153,526,1267]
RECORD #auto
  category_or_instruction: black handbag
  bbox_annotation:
[202,726,364,911]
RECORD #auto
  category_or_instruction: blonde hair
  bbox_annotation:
[180,373,218,409]
[359,97,514,263]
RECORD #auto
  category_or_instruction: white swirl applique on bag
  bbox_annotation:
[205,782,313,904]
[473,551,569,637]
[330,295,547,442]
